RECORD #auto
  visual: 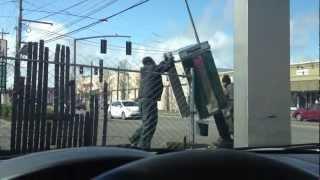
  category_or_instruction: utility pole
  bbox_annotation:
[14,0,23,79]
[184,0,200,145]
[90,61,93,94]
[117,66,119,100]
[1,29,9,40]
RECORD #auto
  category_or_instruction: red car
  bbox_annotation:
[292,104,320,121]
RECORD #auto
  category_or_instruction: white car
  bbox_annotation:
[108,100,141,120]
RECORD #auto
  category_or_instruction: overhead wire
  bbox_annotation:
[45,0,151,43]
[35,0,91,21]
[41,0,119,40]
[23,9,100,20]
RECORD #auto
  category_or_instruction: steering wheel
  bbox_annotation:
[94,149,317,180]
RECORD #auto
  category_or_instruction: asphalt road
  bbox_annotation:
[97,113,319,148]
[0,114,319,150]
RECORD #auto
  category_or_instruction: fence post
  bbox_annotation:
[93,95,99,145]
[28,42,38,152]
[34,40,44,151]
[52,44,60,145]
[84,112,92,146]
[59,46,66,148]
[68,80,75,147]
[79,114,84,146]
[21,42,33,153]
[40,47,49,151]
[15,76,25,153]
[45,121,51,150]
[102,82,108,146]
[73,114,79,147]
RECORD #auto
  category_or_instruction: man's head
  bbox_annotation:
[142,56,156,66]
[222,74,231,87]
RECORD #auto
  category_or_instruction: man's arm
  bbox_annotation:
[155,54,174,73]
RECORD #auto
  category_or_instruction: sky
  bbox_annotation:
[0,0,319,74]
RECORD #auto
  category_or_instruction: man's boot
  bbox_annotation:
[213,110,233,148]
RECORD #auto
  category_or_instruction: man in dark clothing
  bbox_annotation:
[130,56,173,149]
[213,74,234,148]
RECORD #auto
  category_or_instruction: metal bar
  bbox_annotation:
[28,42,38,152]
[93,95,99,145]
[67,113,74,148]
[79,114,84,146]
[102,82,108,146]
[22,19,53,25]
[62,114,68,148]
[21,42,33,153]
[45,122,51,150]
[117,67,119,100]
[2,56,189,78]
[73,114,79,147]
[75,35,131,41]
[52,44,60,145]
[59,46,66,148]
[15,76,25,153]
[65,47,70,113]
[40,47,49,151]
[34,40,44,151]
[184,0,200,44]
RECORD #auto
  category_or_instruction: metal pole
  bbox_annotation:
[117,66,119,100]
[15,0,22,78]
[73,39,76,95]
[90,61,93,93]
[184,0,200,145]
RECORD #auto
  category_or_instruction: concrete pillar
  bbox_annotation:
[234,0,291,147]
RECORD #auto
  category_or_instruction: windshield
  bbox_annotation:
[122,102,138,107]
[0,0,319,155]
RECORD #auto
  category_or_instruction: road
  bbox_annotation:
[97,113,319,148]
[1,115,319,150]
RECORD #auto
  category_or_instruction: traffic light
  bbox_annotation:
[126,41,132,55]
[101,39,107,54]
[79,66,83,74]
[99,59,103,83]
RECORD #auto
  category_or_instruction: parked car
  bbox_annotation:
[292,104,320,122]
[108,100,141,120]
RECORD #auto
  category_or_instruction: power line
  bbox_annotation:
[35,0,90,21]
[45,0,151,43]
[42,0,118,40]
[23,9,100,20]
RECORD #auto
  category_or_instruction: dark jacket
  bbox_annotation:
[139,60,172,101]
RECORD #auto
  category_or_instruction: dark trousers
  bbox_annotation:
[213,109,232,141]
[130,98,158,149]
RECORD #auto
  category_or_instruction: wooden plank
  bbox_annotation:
[28,42,38,152]
[45,121,51,150]
[52,44,60,145]
[21,42,33,153]
[34,40,44,151]
[102,82,108,146]
[73,114,80,147]
[40,47,49,151]
[84,112,92,146]
[93,95,99,145]
[78,114,84,146]
[15,77,25,153]
[57,46,65,148]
